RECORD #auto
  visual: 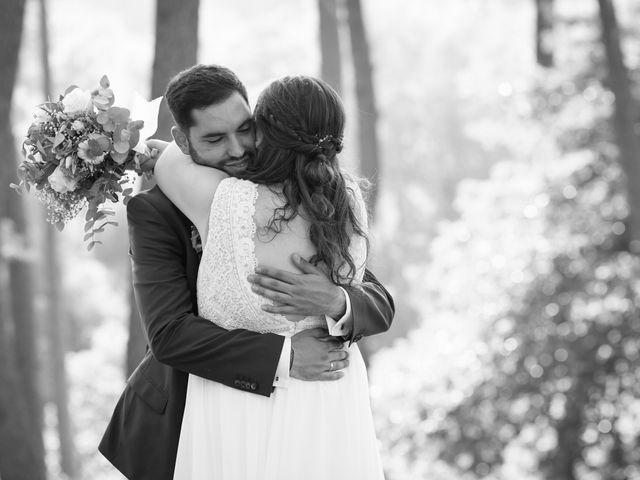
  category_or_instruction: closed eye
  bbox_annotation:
[238,120,254,133]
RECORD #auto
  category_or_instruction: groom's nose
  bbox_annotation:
[227,134,245,159]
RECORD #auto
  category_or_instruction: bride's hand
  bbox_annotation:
[146,139,169,153]
[135,139,169,173]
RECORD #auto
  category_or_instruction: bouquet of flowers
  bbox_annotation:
[12,75,160,249]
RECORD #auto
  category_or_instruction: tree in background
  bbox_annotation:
[315,0,384,365]
[318,0,343,95]
[345,0,381,215]
[126,0,200,376]
[151,0,200,141]
[535,0,554,67]
[37,0,77,476]
[0,0,47,478]
[597,0,640,244]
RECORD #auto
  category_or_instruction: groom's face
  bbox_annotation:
[178,91,255,170]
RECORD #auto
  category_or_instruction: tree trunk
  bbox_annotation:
[44,244,77,478]
[546,401,581,480]
[126,0,200,375]
[535,0,554,67]
[318,0,343,95]
[0,224,44,480]
[0,0,46,478]
[151,0,200,141]
[38,0,78,476]
[345,0,380,216]
[597,0,640,246]
[345,0,380,368]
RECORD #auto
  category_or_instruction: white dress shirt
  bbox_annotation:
[273,287,352,387]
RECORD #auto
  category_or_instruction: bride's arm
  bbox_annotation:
[154,141,228,239]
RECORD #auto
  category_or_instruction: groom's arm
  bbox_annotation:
[128,193,285,397]
[343,269,394,344]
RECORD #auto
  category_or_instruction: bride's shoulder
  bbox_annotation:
[217,177,261,206]
[341,171,369,206]
[341,170,365,191]
[219,176,257,191]
[223,176,257,185]
[340,170,369,230]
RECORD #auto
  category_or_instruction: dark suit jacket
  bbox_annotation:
[99,186,394,480]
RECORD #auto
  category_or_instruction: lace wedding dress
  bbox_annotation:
[172,177,384,480]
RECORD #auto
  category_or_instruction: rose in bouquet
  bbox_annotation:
[12,75,160,249]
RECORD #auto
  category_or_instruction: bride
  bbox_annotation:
[155,75,384,479]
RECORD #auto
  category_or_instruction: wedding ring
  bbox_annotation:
[329,361,335,372]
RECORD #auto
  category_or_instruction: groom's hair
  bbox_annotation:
[165,64,248,131]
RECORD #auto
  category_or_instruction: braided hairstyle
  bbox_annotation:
[238,76,368,285]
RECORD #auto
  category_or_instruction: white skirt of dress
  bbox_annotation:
[172,343,384,480]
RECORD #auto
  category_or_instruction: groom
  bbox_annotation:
[99,64,394,480]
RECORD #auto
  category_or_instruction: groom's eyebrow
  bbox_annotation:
[200,131,225,139]
[200,119,253,139]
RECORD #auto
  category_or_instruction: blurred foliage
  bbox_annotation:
[367,0,546,345]
[371,1,640,480]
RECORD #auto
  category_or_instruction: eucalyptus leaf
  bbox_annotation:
[97,110,109,124]
[64,85,79,95]
[53,133,66,149]
[113,141,130,154]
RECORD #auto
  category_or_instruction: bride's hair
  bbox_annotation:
[238,76,368,285]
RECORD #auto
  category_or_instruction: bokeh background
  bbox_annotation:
[2,0,640,479]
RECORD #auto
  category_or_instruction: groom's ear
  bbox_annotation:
[171,126,191,155]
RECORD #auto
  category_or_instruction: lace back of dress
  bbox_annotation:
[196,176,368,335]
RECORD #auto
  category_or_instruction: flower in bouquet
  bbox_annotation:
[12,75,160,249]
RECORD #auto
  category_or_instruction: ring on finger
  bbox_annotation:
[329,361,335,372]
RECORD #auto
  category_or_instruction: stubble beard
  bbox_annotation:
[188,142,254,178]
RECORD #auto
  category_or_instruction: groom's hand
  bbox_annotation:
[290,328,349,381]
[247,254,346,318]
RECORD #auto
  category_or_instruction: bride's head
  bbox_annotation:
[239,76,367,284]
[252,76,345,186]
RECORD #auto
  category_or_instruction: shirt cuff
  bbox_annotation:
[325,287,352,337]
[273,337,291,388]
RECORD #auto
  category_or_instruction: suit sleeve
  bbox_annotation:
[341,178,395,344]
[343,269,395,344]
[127,194,284,397]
